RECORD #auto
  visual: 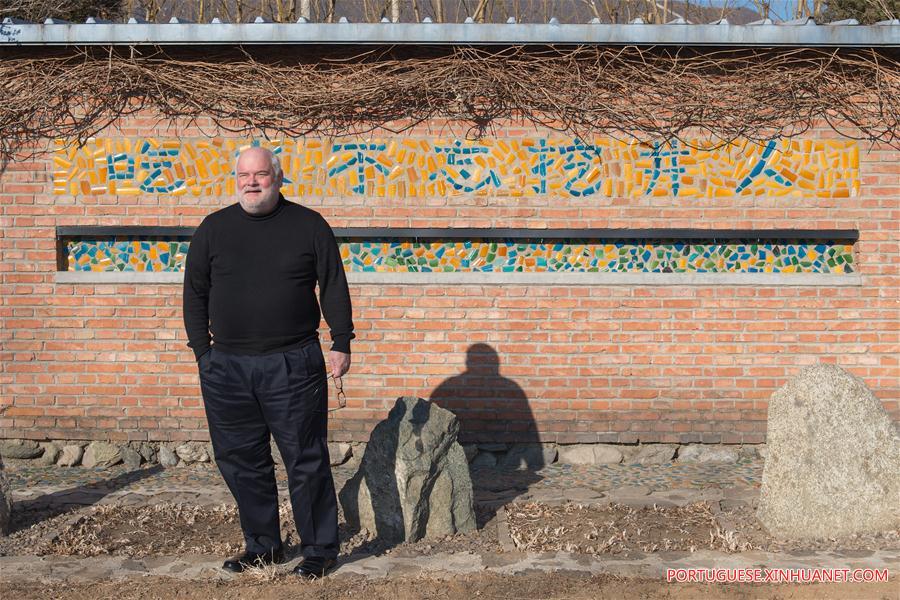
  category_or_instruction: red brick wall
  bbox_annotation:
[1,118,897,445]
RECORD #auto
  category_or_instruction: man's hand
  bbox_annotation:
[328,350,351,379]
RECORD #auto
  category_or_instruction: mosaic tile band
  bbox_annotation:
[54,137,859,199]
[65,238,855,274]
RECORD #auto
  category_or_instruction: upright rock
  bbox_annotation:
[757,364,900,539]
[339,397,476,543]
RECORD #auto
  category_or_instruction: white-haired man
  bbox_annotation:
[183,146,352,579]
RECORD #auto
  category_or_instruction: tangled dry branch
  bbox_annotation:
[1,45,898,160]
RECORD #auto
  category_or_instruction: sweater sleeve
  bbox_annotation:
[314,215,355,353]
[183,219,212,360]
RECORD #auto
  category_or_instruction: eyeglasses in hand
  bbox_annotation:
[327,373,346,412]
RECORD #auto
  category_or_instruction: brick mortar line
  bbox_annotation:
[54,272,864,286]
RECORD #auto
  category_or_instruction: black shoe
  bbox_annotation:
[292,556,337,579]
[222,548,284,573]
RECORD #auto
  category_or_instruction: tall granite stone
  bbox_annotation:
[757,364,900,540]
[339,397,476,543]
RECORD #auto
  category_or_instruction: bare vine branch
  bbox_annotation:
[1,45,897,161]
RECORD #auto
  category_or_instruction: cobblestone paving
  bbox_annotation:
[6,458,763,500]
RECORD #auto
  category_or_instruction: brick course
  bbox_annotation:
[1,119,897,445]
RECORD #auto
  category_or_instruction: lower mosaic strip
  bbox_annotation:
[65,237,854,274]
[67,238,190,272]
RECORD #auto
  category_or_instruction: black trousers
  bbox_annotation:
[198,343,338,559]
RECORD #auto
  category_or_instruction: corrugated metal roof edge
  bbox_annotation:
[1,18,898,47]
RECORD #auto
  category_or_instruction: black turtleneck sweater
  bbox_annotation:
[183,195,354,360]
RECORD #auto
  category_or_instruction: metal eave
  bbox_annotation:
[1,21,898,47]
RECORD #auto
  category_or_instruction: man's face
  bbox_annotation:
[235,148,283,215]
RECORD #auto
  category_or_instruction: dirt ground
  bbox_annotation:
[2,499,897,599]
[0,501,501,559]
[2,572,897,600]
[4,499,896,560]
[505,501,900,555]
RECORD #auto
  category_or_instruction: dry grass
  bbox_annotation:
[507,501,759,555]
[241,560,282,582]
[45,502,244,557]
[5,497,897,562]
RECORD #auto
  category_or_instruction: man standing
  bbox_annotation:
[183,146,353,579]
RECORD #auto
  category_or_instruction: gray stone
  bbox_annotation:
[0,456,10,535]
[651,489,715,507]
[758,444,768,460]
[121,446,143,470]
[738,445,761,460]
[175,442,209,464]
[525,489,566,505]
[470,451,497,469]
[81,442,122,469]
[56,445,84,467]
[558,444,623,465]
[135,442,157,464]
[606,485,653,498]
[630,444,677,465]
[462,444,478,462]
[35,442,62,466]
[343,443,364,469]
[619,497,680,509]
[618,445,640,461]
[328,442,352,466]
[498,443,557,470]
[677,445,740,464]
[339,397,476,543]
[757,364,900,540]
[0,439,42,459]
[563,487,605,503]
[158,445,179,467]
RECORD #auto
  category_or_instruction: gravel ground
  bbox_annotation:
[2,572,897,600]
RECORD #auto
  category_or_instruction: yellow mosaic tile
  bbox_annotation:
[53,137,858,199]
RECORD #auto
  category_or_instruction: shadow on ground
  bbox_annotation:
[7,464,164,534]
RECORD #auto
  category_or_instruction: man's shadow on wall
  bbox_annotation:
[338,343,544,560]
[429,343,545,528]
